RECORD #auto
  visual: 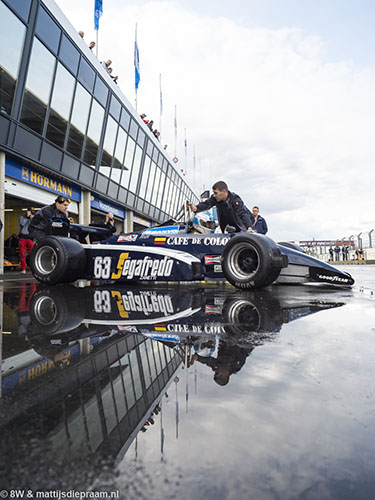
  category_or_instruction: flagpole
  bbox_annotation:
[159,73,162,135]
[184,128,187,177]
[174,105,177,159]
[95,29,98,58]
[134,23,140,111]
[94,0,103,58]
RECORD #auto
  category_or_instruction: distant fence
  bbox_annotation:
[298,229,375,263]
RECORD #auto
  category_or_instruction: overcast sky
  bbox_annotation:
[54,0,375,241]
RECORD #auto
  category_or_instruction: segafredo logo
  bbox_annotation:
[317,274,350,283]
[111,252,174,280]
[121,291,174,316]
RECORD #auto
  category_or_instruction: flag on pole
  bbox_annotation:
[94,0,103,30]
[134,25,140,91]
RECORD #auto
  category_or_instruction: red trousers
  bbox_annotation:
[19,238,34,271]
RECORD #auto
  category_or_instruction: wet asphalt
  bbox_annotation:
[0,265,374,499]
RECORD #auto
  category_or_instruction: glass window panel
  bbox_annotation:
[59,34,79,75]
[153,342,162,374]
[152,147,158,162]
[129,145,142,194]
[146,141,153,157]
[93,76,108,107]
[20,38,55,134]
[35,6,60,54]
[151,167,161,206]
[156,171,165,208]
[8,0,31,22]
[83,99,104,167]
[139,342,152,388]
[101,383,117,433]
[148,163,160,205]
[121,354,135,409]
[161,178,170,212]
[67,83,91,159]
[121,137,135,188]
[112,375,127,420]
[100,115,118,173]
[0,2,26,115]
[146,340,157,381]
[120,108,130,130]
[46,63,75,147]
[109,95,121,120]
[139,155,151,200]
[129,119,138,140]
[145,161,156,203]
[111,126,127,181]
[137,129,145,148]
[78,57,95,92]
[130,350,142,400]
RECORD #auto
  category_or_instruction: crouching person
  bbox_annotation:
[29,196,71,241]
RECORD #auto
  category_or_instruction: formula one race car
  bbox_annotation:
[29,215,355,289]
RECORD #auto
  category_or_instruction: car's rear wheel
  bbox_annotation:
[222,234,282,289]
[30,236,86,284]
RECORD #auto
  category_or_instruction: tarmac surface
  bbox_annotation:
[0,265,374,499]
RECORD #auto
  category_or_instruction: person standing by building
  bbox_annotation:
[334,244,341,261]
[251,206,268,234]
[29,196,71,241]
[19,208,35,274]
[187,181,253,233]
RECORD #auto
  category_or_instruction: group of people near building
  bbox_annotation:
[78,31,118,84]
[140,114,167,148]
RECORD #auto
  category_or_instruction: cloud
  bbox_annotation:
[56,0,375,240]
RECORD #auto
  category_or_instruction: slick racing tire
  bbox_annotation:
[29,285,84,335]
[222,233,282,289]
[30,236,86,284]
[222,291,283,337]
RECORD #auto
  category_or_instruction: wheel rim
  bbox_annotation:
[226,299,261,332]
[35,245,58,275]
[227,242,260,281]
[33,296,58,325]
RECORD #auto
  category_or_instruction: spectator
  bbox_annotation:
[29,196,71,241]
[140,113,148,123]
[147,120,154,131]
[251,206,268,234]
[101,59,112,73]
[89,41,95,51]
[334,244,341,261]
[108,67,118,84]
[153,129,160,141]
[89,213,117,241]
[19,208,35,274]
[78,31,84,38]
[163,144,168,150]
[329,247,334,261]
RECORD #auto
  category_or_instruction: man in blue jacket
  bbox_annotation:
[187,181,254,233]
[252,206,268,234]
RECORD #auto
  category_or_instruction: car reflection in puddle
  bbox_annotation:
[0,283,345,491]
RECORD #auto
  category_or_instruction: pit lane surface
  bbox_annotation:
[0,265,374,499]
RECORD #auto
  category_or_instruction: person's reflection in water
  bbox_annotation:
[17,282,37,336]
[191,341,254,386]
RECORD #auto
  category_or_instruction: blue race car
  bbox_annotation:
[29,219,354,289]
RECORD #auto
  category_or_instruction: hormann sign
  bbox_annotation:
[6,158,81,202]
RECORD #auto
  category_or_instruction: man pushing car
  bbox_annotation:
[187,181,254,233]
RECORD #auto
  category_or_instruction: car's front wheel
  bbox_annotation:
[30,236,86,284]
[222,233,283,289]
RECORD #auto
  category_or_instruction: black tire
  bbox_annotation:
[29,285,85,335]
[222,233,282,289]
[30,236,86,284]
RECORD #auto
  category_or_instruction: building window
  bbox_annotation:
[83,98,104,167]
[35,6,61,54]
[138,155,151,200]
[100,115,118,175]
[59,34,80,75]
[111,126,127,182]
[128,145,142,194]
[67,82,91,159]
[0,1,26,116]
[46,62,75,147]
[20,38,55,134]
[121,137,135,189]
